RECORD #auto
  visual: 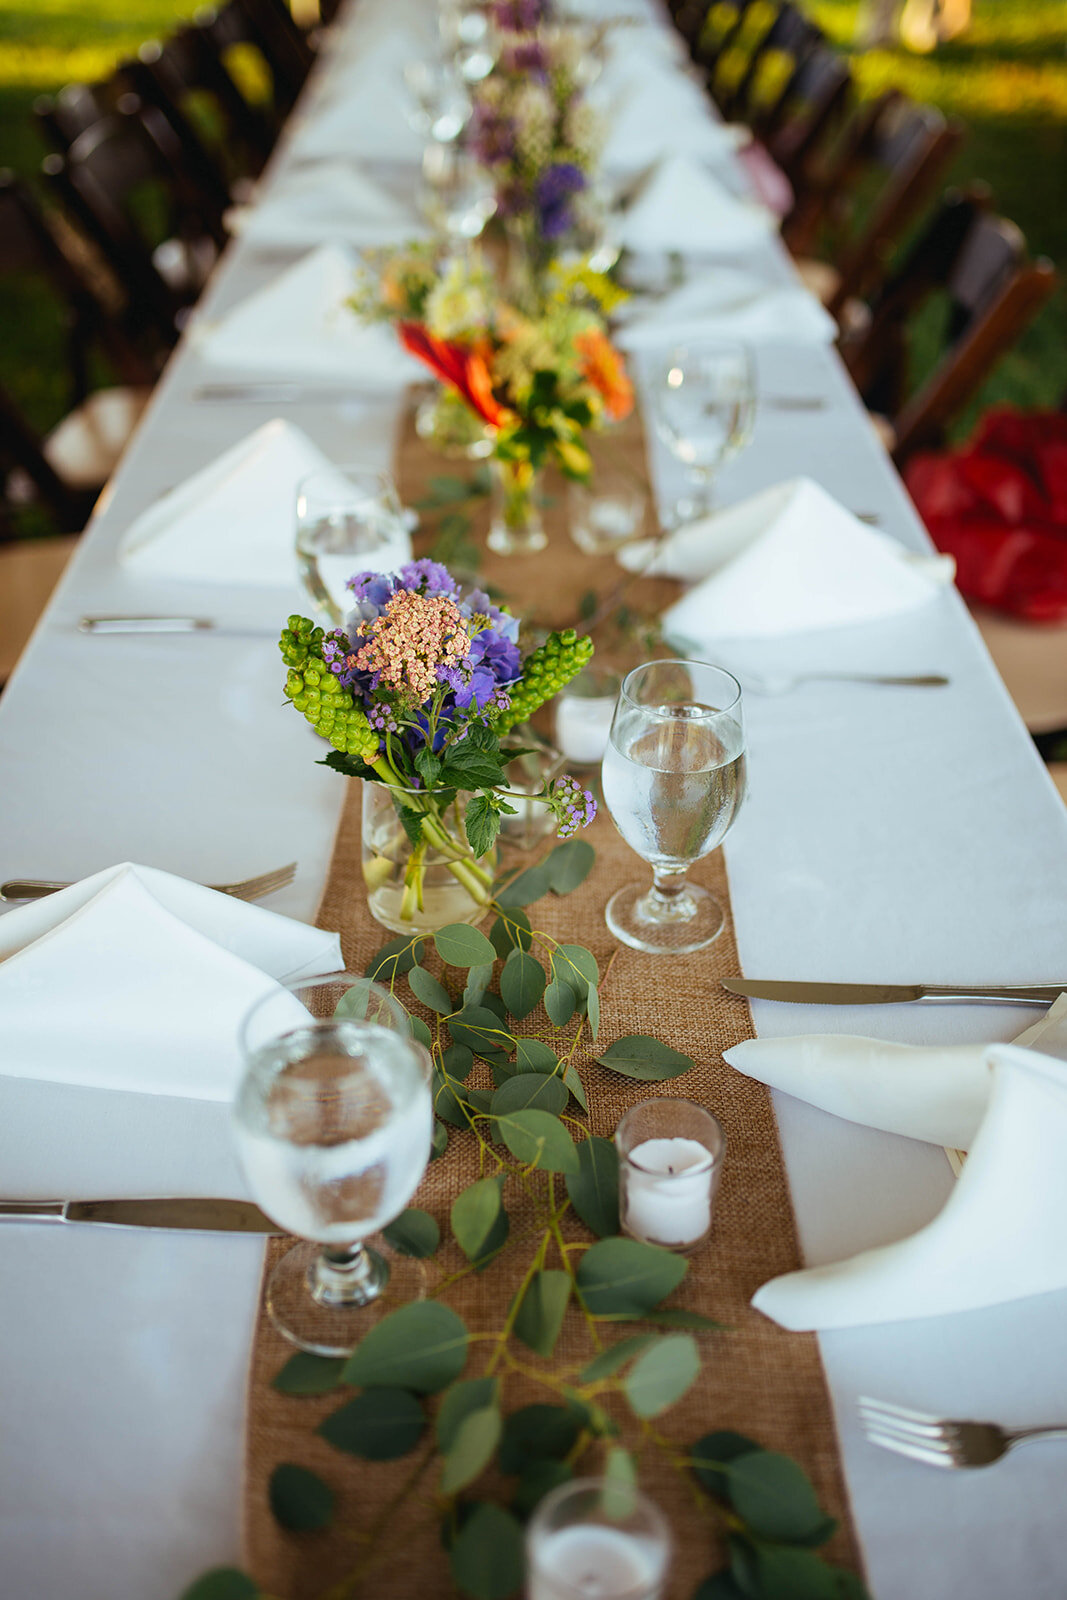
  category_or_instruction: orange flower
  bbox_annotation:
[575,328,634,422]
[398,322,513,430]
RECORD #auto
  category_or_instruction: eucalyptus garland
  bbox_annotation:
[183,845,869,1600]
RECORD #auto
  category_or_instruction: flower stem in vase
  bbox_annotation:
[488,457,547,556]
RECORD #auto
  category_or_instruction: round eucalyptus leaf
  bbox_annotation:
[500,949,547,1020]
[595,1036,694,1082]
[511,1458,573,1520]
[691,1431,763,1500]
[495,862,553,909]
[436,1376,498,1452]
[579,1334,656,1384]
[498,1403,583,1474]
[575,1237,687,1316]
[440,1403,502,1495]
[180,1570,260,1600]
[553,944,599,995]
[364,936,424,981]
[543,980,577,1027]
[408,965,454,1015]
[546,839,595,895]
[498,1108,579,1173]
[463,962,494,1007]
[434,923,498,968]
[563,1062,589,1112]
[442,1043,474,1082]
[271,1352,346,1397]
[602,1445,638,1518]
[451,1176,503,1261]
[342,1300,468,1393]
[737,1539,843,1600]
[693,1572,750,1600]
[449,1503,525,1600]
[623,1334,700,1418]
[382,1208,440,1259]
[448,1007,517,1057]
[410,1015,433,1047]
[726,1451,828,1544]
[317,1388,425,1461]
[491,1073,568,1118]
[512,1267,571,1358]
[431,1120,450,1159]
[268,1463,334,1532]
[564,1136,619,1238]
[491,909,533,956]
[516,1039,560,1074]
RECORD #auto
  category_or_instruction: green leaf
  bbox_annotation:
[734,1540,842,1600]
[553,944,599,995]
[365,936,424,982]
[435,923,498,968]
[397,805,425,848]
[271,1352,347,1397]
[448,1007,517,1057]
[511,1459,573,1519]
[516,1038,560,1074]
[411,1016,432,1047]
[449,1503,524,1600]
[408,965,454,1015]
[691,1431,763,1500]
[726,1452,829,1544]
[434,1070,473,1128]
[495,861,553,908]
[465,794,501,857]
[474,1204,511,1270]
[585,982,601,1040]
[646,1308,726,1331]
[498,1109,579,1173]
[180,1570,259,1600]
[491,1073,568,1117]
[500,949,546,1020]
[451,1177,502,1261]
[579,1334,657,1383]
[576,1237,687,1316]
[268,1463,334,1532]
[436,1377,498,1452]
[513,1269,571,1358]
[432,1120,449,1158]
[442,1043,474,1082]
[498,1403,583,1474]
[565,1136,619,1238]
[623,1334,700,1418]
[440,1404,502,1495]
[463,964,494,1008]
[480,990,509,1023]
[491,910,532,956]
[595,1035,695,1082]
[382,1208,440,1259]
[423,472,478,504]
[546,839,595,894]
[563,1062,589,1112]
[693,1574,749,1600]
[318,1388,425,1461]
[602,1445,638,1518]
[342,1301,468,1393]
[544,980,577,1026]
[414,746,443,786]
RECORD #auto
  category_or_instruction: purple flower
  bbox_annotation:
[469,104,517,166]
[502,39,548,77]
[345,570,396,623]
[396,558,458,598]
[548,773,597,838]
[461,589,520,643]
[469,626,522,684]
[535,163,586,240]
[490,0,549,30]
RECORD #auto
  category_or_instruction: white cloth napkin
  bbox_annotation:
[601,79,747,178]
[649,478,954,642]
[752,1041,1067,1330]
[119,419,413,589]
[615,153,774,254]
[290,36,426,163]
[195,245,421,388]
[614,268,836,352]
[0,863,341,1101]
[231,162,424,249]
[724,995,1067,1152]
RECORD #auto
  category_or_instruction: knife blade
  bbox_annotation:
[721,979,1067,1006]
[0,1198,283,1232]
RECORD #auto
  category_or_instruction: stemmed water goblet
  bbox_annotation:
[600,660,746,954]
[234,975,433,1356]
[653,338,756,525]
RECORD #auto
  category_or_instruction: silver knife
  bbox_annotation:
[721,979,1067,1006]
[79,617,276,638]
[191,383,370,404]
[0,1198,283,1232]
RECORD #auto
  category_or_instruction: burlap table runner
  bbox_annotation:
[242,408,863,1597]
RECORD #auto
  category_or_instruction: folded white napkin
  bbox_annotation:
[196,245,421,388]
[291,37,426,163]
[602,81,747,178]
[232,162,424,250]
[649,478,953,641]
[0,864,342,1101]
[753,1042,1067,1330]
[725,995,1067,1152]
[615,153,774,254]
[614,268,836,352]
[119,419,412,589]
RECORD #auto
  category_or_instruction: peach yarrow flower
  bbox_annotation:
[351,591,471,706]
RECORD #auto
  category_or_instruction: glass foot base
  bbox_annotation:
[605,880,726,955]
[487,524,548,556]
[266,1239,427,1357]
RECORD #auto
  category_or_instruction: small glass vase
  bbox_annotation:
[488,457,547,556]
[361,781,496,935]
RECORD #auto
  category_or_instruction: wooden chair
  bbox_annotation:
[237,0,316,88]
[842,189,1058,462]
[713,2,823,128]
[760,43,852,194]
[130,27,276,187]
[786,92,963,318]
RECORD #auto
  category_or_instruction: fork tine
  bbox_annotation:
[858,1396,945,1432]
[213,862,297,900]
[863,1426,958,1469]
[859,1414,955,1450]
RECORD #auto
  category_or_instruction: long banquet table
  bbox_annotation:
[2,2,1067,1596]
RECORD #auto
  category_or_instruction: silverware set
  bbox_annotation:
[0,862,296,902]
[860,1396,1067,1470]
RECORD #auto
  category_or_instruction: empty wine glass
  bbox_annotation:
[653,338,756,524]
[601,660,746,954]
[295,466,411,626]
[234,975,433,1356]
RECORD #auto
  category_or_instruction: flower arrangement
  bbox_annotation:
[279,559,596,929]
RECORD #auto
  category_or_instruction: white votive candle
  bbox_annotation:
[555,694,617,766]
[528,1526,667,1600]
[622,1137,714,1248]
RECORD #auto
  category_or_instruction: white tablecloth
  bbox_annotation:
[2,1,1066,1595]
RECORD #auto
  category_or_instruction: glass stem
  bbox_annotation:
[310,1242,388,1308]
[650,868,690,911]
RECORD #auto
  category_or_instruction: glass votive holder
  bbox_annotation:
[568,463,649,558]
[526,1477,672,1600]
[615,1098,726,1254]
[553,667,621,769]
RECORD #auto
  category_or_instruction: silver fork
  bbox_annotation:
[0,863,297,903]
[859,1396,1067,1469]
[737,670,950,696]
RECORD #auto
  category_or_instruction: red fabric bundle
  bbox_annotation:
[905,410,1067,623]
